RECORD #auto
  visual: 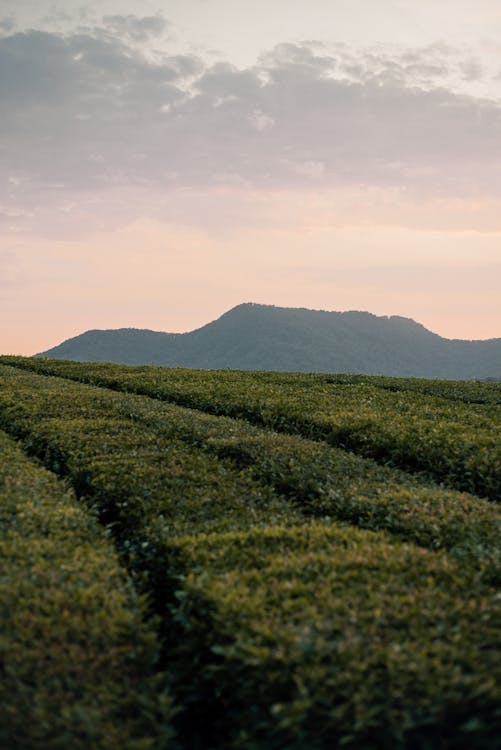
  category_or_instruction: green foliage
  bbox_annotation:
[0,362,499,748]
[323,372,501,405]
[0,430,175,750]
[2,355,498,499]
[0,367,295,539]
[0,364,498,579]
[168,524,501,750]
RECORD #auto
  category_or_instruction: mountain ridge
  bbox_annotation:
[36,302,501,379]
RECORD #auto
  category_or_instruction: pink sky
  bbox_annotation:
[3,203,500,354]
[1,2,500,354]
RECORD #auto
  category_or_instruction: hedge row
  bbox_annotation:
[2,357,498,500]
[106,380,501,582]
[4,357,499,405]
[0,368,499,748]
[0,429,174,750]
[0,365,499,581]
[1,365,499,575]
[0,364,299,554]
[321,373,501,405]
[167,524,501,750]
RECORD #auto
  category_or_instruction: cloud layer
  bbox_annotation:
[1,20,500,233]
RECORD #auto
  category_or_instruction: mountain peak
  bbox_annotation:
[36,303,500,379]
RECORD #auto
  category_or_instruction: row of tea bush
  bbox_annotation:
[0,428,174,750]
[0,365,499,577]
[2,357,498,500]
[0,364,499,748]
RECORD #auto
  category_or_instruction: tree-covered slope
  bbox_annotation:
[36,302,501,379]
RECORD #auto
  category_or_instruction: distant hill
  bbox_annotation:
[37,303,501,379]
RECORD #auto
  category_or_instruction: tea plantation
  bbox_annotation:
[0,356,500,749]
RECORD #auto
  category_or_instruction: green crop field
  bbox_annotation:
[0,356,500,749]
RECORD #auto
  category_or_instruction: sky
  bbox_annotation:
[1,0,500,354]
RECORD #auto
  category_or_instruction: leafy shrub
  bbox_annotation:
[0,430,175,750]
[0,364,500,748]
[168,524,501,749]
[2,356,498,499]
[0,364,499,580]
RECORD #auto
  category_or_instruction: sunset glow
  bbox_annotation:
[2,1,500,354]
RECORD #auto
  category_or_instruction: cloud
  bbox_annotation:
[1,28,500,234]
[102,14,169,42]
[460,59,484,82]
[259,42,338,79]
[0,18,15,35]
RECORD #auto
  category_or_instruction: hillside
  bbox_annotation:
[37,302,501,379]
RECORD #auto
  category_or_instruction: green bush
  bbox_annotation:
[0,364,499,580]
[321,372,501,404]
[168,523,501,749]
[2,356,498,499]
[0,364,500,748]
[0,365,298,545]
[0,430,175,750]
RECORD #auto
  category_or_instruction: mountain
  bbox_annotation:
[36,303,501,379]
